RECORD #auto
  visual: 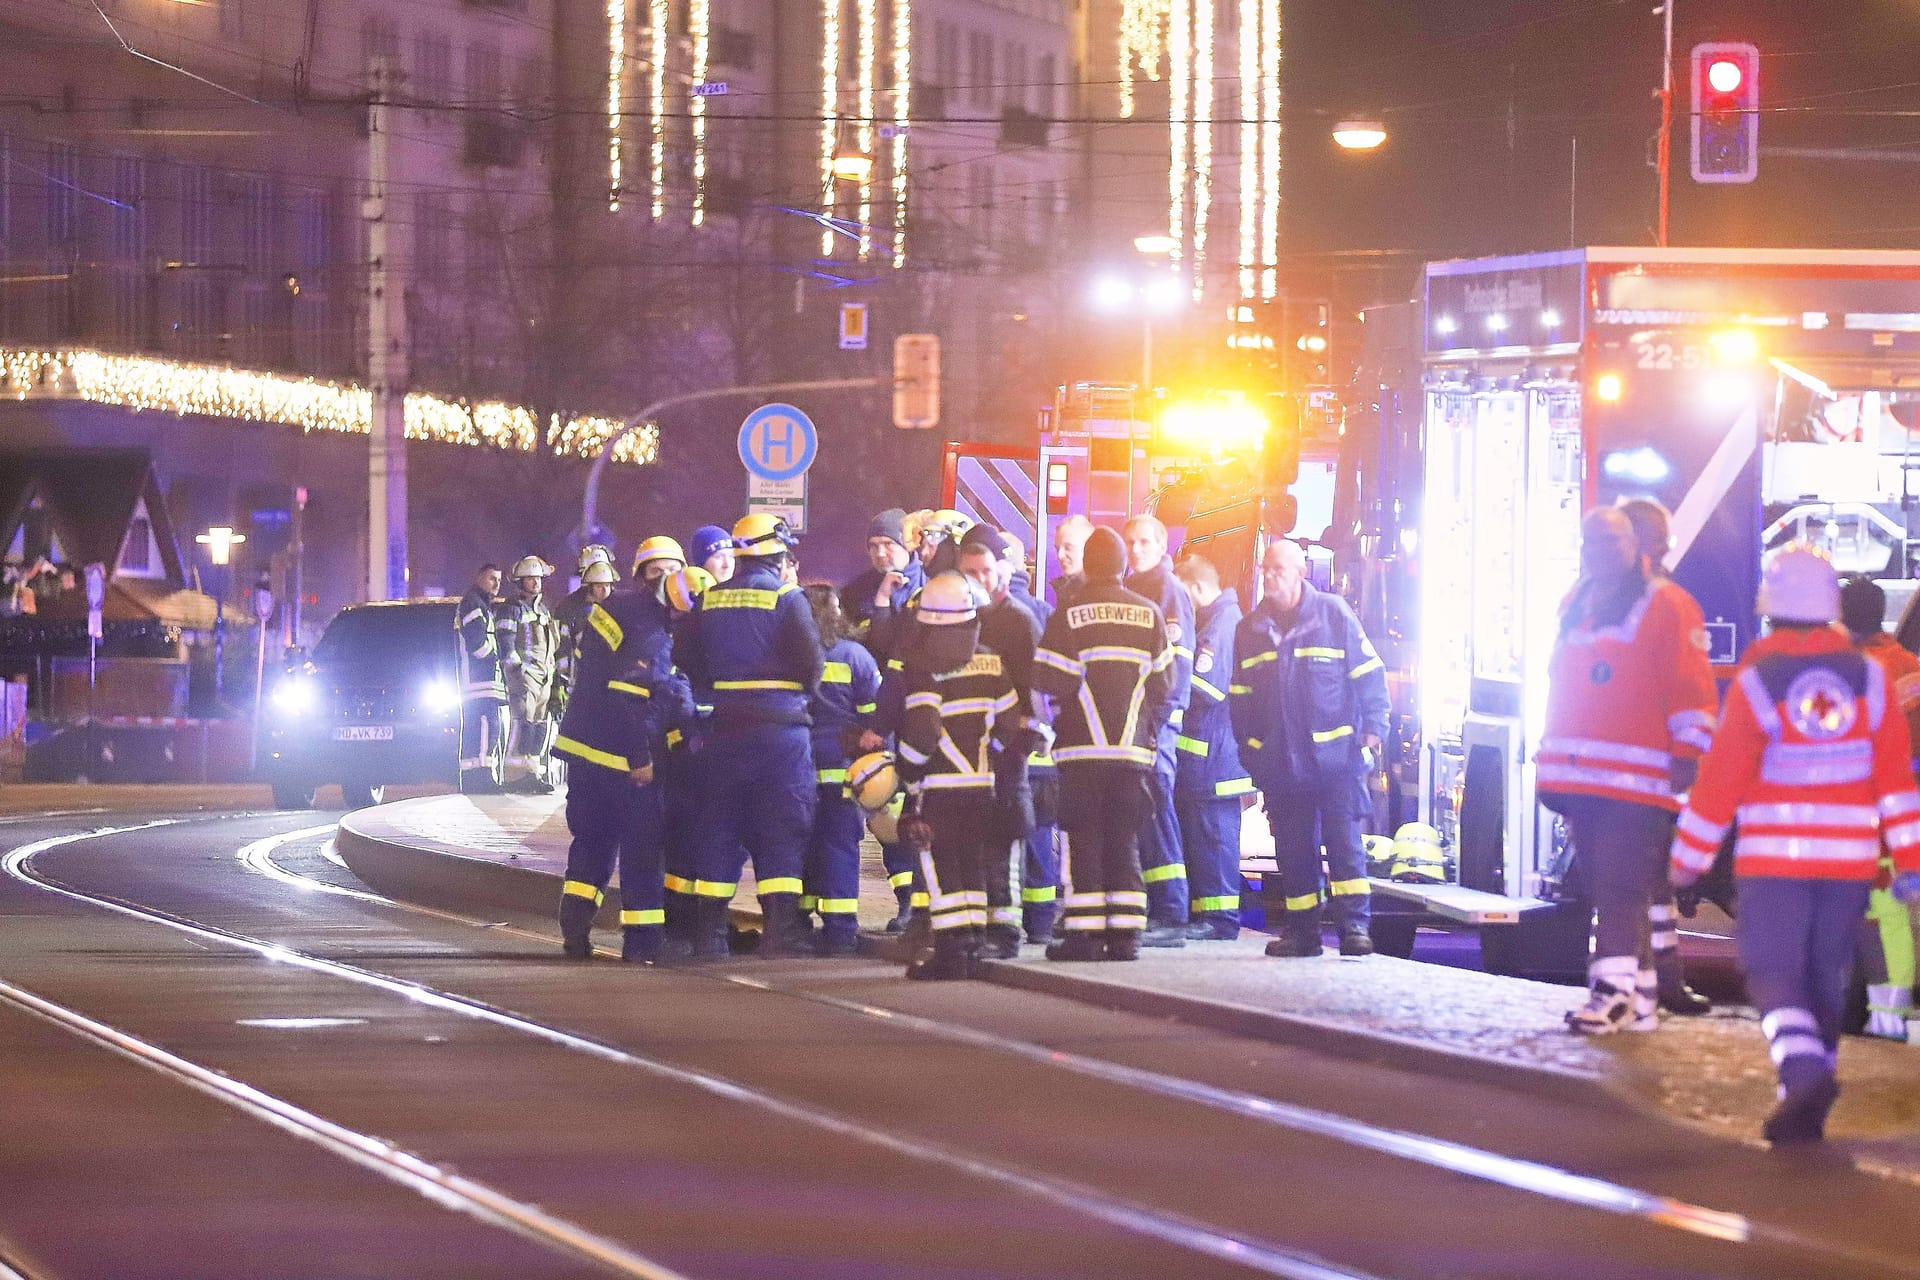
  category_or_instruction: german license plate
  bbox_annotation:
[333,725,394,742]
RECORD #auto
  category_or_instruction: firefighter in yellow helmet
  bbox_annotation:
[498,555,561,793]
[632,536,687,594]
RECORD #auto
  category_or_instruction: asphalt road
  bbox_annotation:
[1,807,1915,1279]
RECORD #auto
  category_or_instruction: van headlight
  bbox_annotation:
[271,679,317,715]
[422,678,462,715]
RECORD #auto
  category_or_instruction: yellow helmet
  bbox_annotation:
[510,555,554,579]
[865,790,906,843]
[732,513,799,557]
[631,536,687,576]
[580,561,619,586]
[847,751,900,812]
[1388,822,1449,885]
[577,544,612,572]
[919,508,975,549]
[663,566,715,613]
[902,509,937,549]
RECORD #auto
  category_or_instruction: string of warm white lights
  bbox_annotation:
[1118,0,1171,120]
[1167,0,1189,270]
[857,0,877,261]
[1239,0,1259,298]
[820,0,841,256]
[1261,0,1282,299]
[891,0,911,267]
[692,0,711,226]
[649,0,669,220]
[1191,0,1212,299]
[0,351,657,465]
[606,0,625,212]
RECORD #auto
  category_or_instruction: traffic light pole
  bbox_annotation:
[1656,0,1675,246]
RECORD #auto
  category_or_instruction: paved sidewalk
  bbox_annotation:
[336,791,1920,1173]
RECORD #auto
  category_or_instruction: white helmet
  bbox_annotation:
[1759,543,1840,624]
[577,544,612,572]
[580,561,619,586]
[510,555,554,579]
[917,570,987,627]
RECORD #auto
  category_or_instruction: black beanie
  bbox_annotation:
[1084,526,1125,581]
[958,522,1007,561]
[867,508,909,548]
[1840,574,1886,636]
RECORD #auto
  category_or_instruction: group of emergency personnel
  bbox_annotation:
[1543,499,1920,1144]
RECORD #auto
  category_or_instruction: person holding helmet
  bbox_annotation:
[1538,509,1718,1033]
[688,525,736,585]
[632,536,687,594]
[802,582,881,956]
[1033,526,1174,962]
[498,555,561,793]
[669,513,824,960]
[895,570,1020,979]
[457,563,508,793]
[1172,554,1255,941]
[1673,545,1920,1143]
[1123,514,1196,947]
[658,564,715,946]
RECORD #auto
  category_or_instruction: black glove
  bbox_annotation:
[898,811,935,856]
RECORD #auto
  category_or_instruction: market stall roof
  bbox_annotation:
[0,448,187,585]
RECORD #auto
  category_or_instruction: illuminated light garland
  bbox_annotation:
[1261,0,1282,299]
[820,0,841,256]
[891,0,910,266]
[1167,0,1189,270]
[1238,0,1258,298]
[607,0,625,211]
[1191,0,1212,299]
[692,0,710,226]
[0,350,657,466]
[1118,0,1171,120]
[856,0,876,260]
[649,0,668,220]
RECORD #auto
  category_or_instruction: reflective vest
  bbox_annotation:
[1672,626,1920,882]
[899,647,1018,792]
[456,585,504,701]
[555,589,676,775]
[674,559,823,730]
[1537,577,1717,812]
[1176,589,1254,800]
[1033,579,1173,769]
[808,637,881,785]
[1861,632,1920,763]
[1229,583,1389,790]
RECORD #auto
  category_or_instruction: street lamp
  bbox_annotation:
[1090,269,1185,391]
[1332,120,1388,151]
[196,525,245,702]
[831,149,874,183]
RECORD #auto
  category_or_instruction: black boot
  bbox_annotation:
[1763,1076,1840,1145]
[884,886,916,933]
[1339,928,1375,957]
[1656,954,1713,1014]
[979,922,1023,960]
[559,894,597,960]
[1265,931,1324,958]
[621,925,662,964]
[906,931,972,980]
[1139,920,1188,948]
[1024,902,1060,945]
[1103,929,1140,962]
[755,892,807,958]
[660,898,730,964]
[1045,931,1105,962]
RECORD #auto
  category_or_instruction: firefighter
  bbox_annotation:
[1840,575,1920,1041]
[632,536,687,597]
[1033,526,1173,962]
[669,514,823,959]
[497,556,562,793]
[550,545,614,725]
[1123,514,1195,947]
[896,571,1019,979]
[1672,545,1920,1143]
[1231,539,1391,959]
[1173,554,1255,940]
[803,583,881,956]
[1616,497,1715,1016]
[552,567,687,962]
[1539,508,1718,1032]
[457,563,508,793]
[689,525,736,585]
[658,566,715,947]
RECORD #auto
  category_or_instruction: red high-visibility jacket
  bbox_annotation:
[1537,577,1718,812]
[1672,626,1920,882]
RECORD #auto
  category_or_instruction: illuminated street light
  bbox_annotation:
[1093,275,1136,312]
[196,525,246,701]
[831,150,874,183]
[1133,234,1178,256]
[1332,120,1388,151]
[196,525,245,566]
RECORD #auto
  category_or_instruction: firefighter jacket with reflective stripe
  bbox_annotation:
[673,559,823,730]
[497,591,559,719]
[1033,580,1173,769]
[1125,559,1194,722]
[1176,589,1253,799]
[555,589,677,774]
[1230,583,1389,791]
[1672,626,1920,882]
[809,638,881,781]
[899,648,1018,792]
[456,586,504,701]
[1537,576,1718,813]
[1861,632,1920,761]
[980,594,1051,771]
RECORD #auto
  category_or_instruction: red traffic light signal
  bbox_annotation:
[1690,42,1759,184]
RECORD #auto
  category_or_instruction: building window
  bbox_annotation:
[414,192,447,281]
[296,189,332,270]
[968,33,991,107]
[1035,53,1055,119]
[120,512,152,575]
[44,143,78,248]
[110,156,145,260]
[239,172,274,273]
[180,166,213,264]
[712,24,755,71]
[413,30,451,107]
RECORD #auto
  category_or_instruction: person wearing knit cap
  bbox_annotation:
[1032,524,1174,961]
[688,525,736,585]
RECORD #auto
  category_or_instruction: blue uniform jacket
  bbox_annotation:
[555,589,682,773]
[1125,559,1194,724]
[1175,589,1254,799]
[674,559,824,730]
[1229,582,1390,791]
[809,637,881,784]
[843,558,926,661]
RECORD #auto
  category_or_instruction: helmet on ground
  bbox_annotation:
[577,544,613,572]
[632,536,687,576]
[1758,542,1840,624]
[732,513,799,557]
[580,561,619,586]
[848,751,901,812]
[1363,833,1396,877]
[510,555,554,579]
[918,508,975,549]
[1388,822,1449,885]
[663,566,715,613]
[917,570,987,626]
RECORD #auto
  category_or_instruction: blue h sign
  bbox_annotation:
[738,403,819,482]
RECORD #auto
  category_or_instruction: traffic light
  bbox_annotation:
[1690,42,1759,184]
[1283,298,1332,388]
[893,333,940,429]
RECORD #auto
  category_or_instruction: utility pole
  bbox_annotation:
[365,56,409,601]
[1656,0,1675,246]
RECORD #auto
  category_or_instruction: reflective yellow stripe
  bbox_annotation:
[664,874,696,894]
[1295,646,1345,659]
[1284,891,1322,911]
[714,679,805,691]
[704,588,780,610]
[1215,777,1256,797]
[1193,894,1240,911]
[562,879,602,902]
[554,735,630,772]
[588,604,623,650]
[817,768,849,784]
[1246,737,1264,750]
[856,702,878,715]
[910,891,930,908]
[620,908,666,926]
[1240,651,1278,669]
[817,897,859,914]
[1348,657,1385,679]
[607,680,651,698]
[693,879,736,898]
[798,895,818,911]
[822,661,853,683]
[1229,684,1253,696]
[1021,886,1057,903]
[1192,675,1227,701]
[1311,725,1354,744]
[665,729,685,749]
[1328,878,1371,897]
[889,871,915,889]
[1142,863,1187,883]
[757,876,804,895]
[1175,735,1209,757]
